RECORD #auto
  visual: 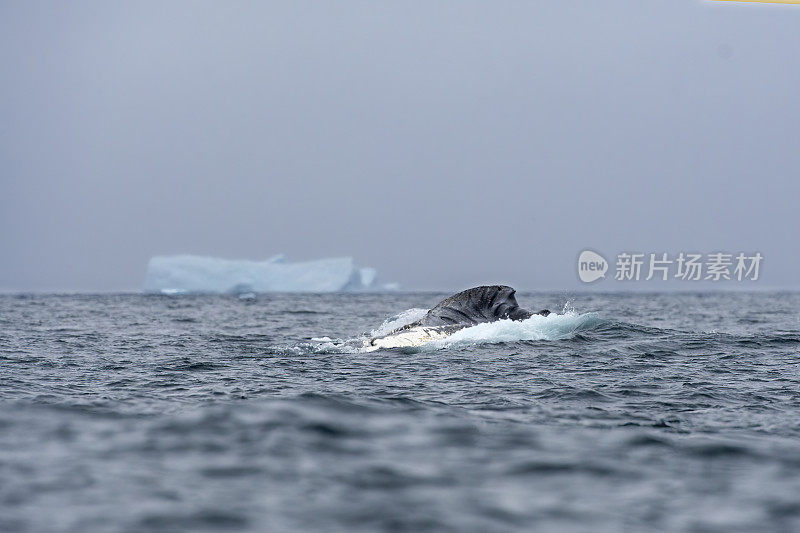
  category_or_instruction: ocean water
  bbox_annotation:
[1,292,799,532]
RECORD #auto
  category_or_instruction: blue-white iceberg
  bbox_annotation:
[143,254,394,294]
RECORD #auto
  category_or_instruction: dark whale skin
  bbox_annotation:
[417,285,548,326]
[369,286,550,345]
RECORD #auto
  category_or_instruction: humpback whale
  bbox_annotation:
[368,285,550,349]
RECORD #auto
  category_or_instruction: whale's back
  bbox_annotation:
[368,286,549,348]
[417,285,533,327]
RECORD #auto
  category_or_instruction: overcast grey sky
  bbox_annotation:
[1,1,798,292]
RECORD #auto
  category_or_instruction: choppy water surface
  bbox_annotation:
[1,292,799,532]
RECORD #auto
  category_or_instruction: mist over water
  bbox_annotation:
[2,292,800,531]
[2,1,799,292]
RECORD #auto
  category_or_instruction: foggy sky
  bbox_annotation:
[1,1,798,292]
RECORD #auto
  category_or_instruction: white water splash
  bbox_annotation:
[426,310,602,350]
[311,308,601,354]
[368,308,429,337]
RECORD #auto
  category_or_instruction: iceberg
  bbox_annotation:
[143,254,394,294]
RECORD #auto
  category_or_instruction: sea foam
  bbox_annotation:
[427,310,602,350]
[312,308,602,354]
